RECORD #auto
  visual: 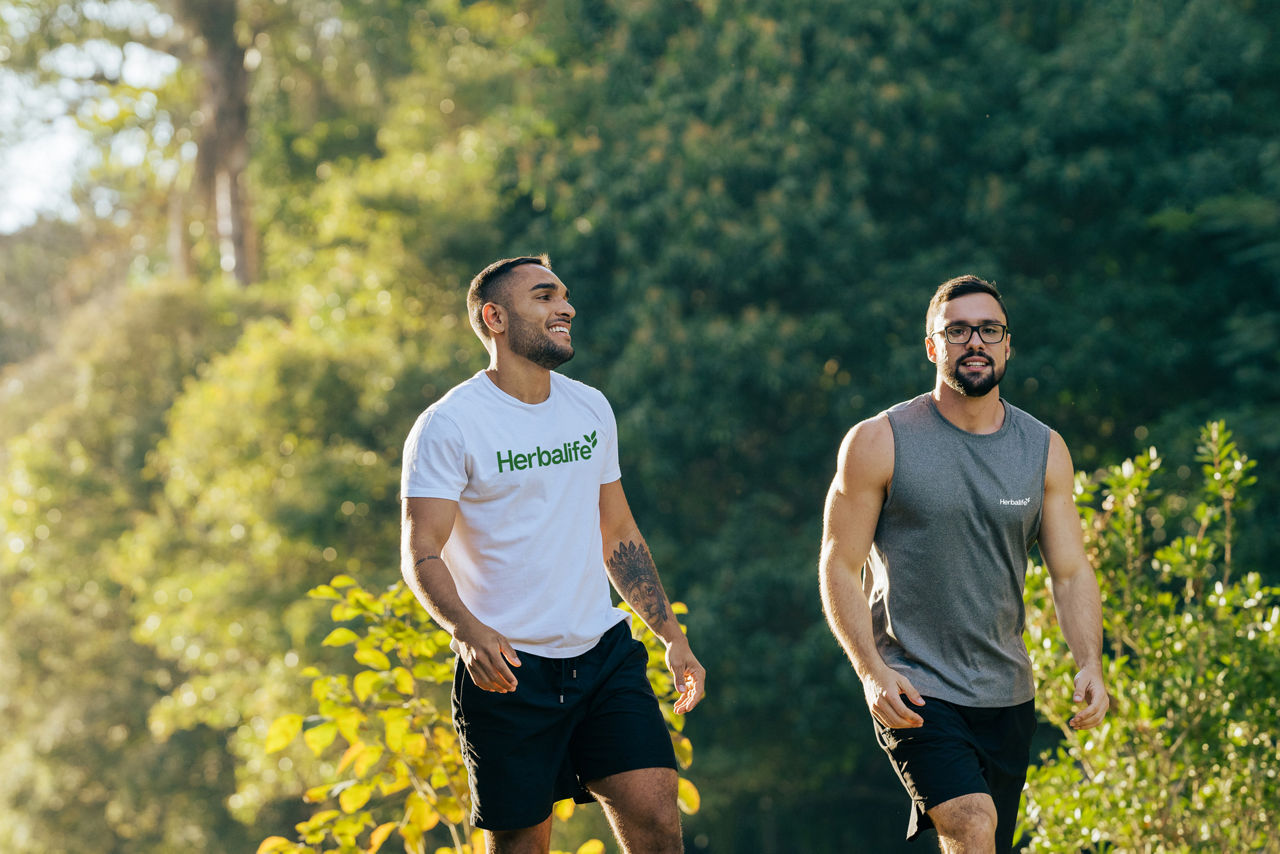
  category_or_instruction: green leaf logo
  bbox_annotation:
[585,431,597,448]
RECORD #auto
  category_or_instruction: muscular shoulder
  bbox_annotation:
[1044,429,1076,494]
[836,413,895,491]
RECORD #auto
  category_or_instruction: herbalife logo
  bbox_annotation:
[1000,497,1032,506]
[496,431,598,473]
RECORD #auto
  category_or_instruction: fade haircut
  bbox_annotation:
[466,254,552,340]
[925,274,1008,337]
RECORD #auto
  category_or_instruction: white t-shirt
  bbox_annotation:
[400,370,628,657]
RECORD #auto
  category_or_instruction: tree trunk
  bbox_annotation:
[177,0,257,285]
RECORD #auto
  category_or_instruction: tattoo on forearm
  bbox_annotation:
[606,540,671,627]
[414,555,440,568]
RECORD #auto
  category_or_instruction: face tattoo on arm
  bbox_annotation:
[606,540,672,627]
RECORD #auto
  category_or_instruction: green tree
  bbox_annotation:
[0,280,274,852]
[1023,422,1275,852]
[492,1,1280,845]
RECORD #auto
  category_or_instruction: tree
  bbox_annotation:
[491,2,1280,843]
[1022,422,1275,852]
[0,280,273,852]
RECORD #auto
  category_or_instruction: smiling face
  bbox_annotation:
[486,264,576,369]
[926,292,1011,398]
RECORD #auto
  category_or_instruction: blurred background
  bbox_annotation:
[1,1,1277,851]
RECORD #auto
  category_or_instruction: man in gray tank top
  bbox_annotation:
[819,275,1108,853]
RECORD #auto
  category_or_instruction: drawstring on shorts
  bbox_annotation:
[557,658,579,704]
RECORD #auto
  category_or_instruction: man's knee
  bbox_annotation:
[587,767,682,853]
[487,817,553,854]
[929,792,998,852]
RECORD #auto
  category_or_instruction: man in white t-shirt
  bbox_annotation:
[401,254,705,854]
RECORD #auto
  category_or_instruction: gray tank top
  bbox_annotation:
[867,393,1051,707]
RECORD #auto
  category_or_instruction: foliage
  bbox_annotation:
[258,577,698,854]
[1023,422,1275,852]
[0,279,275,852]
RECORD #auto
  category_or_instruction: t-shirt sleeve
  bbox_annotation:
[401,409,468,499]
[598,393,622,486]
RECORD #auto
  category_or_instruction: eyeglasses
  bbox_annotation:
[932,323,1009,345]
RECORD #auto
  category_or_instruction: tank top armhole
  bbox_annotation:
[880,411,902,512]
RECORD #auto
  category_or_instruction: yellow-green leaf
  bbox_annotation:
[303,783,332,803]
[338,781,372,813]
[406,792,440,831]
[677,777,700,814]
[552,798,574,821]
[330,574,358,588]
[403,732,428,758]
[576,841,606,854]
[392,666,415,695]
[382,711,409,752]
[671,733,693,768]
[354,647,391,670]
[337,739,364,773]
[303,721,339,756]
[336,708,364,743]
[265,714,304,753]
[354,742,384,777]
[354,670,382,701]
[256,836,292,854]
[429,766,449,789]
[368,820,396,853]
[322,627,360,647]
[379,760,411,796]
[437,795,466,824]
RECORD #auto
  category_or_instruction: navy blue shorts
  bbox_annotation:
[873,696,1036,851]
[451,619,677,831]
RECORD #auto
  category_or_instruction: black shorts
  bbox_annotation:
[451,619,677,831]
[874,696,1037,852]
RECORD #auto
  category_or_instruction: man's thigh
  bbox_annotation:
[873,697,1035,849]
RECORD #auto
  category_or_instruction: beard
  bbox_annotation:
[942,352,1005,397]
[506,311,574,369]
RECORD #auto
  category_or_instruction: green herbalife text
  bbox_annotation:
[496,431,598,473]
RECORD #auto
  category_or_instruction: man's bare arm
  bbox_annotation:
[1037,431,1109,730]
[819,415,925,728]
[401,497,521,692]
[599,479,704,713]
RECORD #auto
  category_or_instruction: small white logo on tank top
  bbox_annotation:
[1000,497,1032,506]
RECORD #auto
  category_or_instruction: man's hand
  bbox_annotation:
[862,667,926,729]
[455,620,521,693]
[1068,664,1109,730]
[665,635,706,715]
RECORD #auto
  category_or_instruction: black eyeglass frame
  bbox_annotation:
[930,323,1009,345]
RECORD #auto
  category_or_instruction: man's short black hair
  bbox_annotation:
[925,274,1008,337]
[467,254,552,340]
